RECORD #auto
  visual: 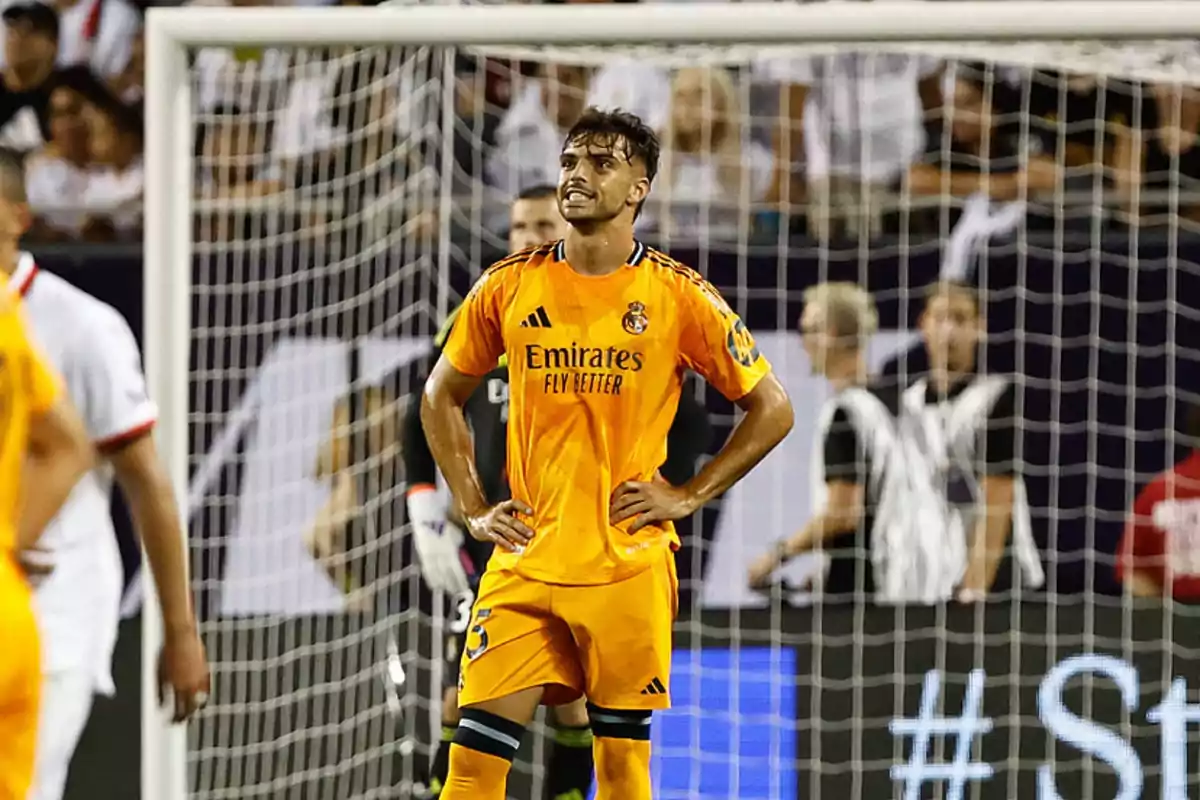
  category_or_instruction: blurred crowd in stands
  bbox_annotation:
[5,0,1200,245]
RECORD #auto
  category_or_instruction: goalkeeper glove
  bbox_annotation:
[406,484,470,595]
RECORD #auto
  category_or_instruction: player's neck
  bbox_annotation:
[826,353,867,391]
[930,362,973,394]
[562,225,635,277]
[0,241,19,278]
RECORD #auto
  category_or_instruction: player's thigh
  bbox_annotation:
[457,569,583,721]
[548,695,590,728]
[0,580,41,800]
[559,551,677,712]
[29,671,95,800]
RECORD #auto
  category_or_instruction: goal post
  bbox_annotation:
[144,3,1200,799]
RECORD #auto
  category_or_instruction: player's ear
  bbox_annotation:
[628,177,650,209]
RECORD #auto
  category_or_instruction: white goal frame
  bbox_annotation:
[142,2,1200,798]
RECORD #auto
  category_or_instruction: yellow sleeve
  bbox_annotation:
[443,267,508,377]
[0,300,61,414]
[678,276,771,402]
[24,340,61,414]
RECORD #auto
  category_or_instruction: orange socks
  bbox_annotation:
[440,743,512,800]
[440,708,524,800]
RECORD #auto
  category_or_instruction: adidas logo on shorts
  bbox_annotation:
[640,677,666,696]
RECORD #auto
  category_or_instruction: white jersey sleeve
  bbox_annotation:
[68,305,158,447]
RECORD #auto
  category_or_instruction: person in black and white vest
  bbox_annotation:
[901,280,1044,602]
[747,282,901,601]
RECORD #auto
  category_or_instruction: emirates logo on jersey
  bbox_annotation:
[622,301,649,336]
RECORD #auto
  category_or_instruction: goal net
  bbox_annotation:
[147,3,1200,799]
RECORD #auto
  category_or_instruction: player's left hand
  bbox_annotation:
[609,478,697,533]
[159,626,212,723]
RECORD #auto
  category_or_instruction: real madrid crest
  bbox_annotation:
[622,301,648,335]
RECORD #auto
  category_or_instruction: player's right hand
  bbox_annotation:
[465,499,535,553]
[407,485,471,595]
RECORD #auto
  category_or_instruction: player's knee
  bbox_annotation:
[452,707,525,763]
[586,704,651,742]
[551,697,590,729]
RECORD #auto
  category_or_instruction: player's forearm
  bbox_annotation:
[306,472,358,593]
[962,475,1015,591]
[682,377,792,510]
[19,401,93,550]
[113,437,196,635]
[421,381,488,519]
[781,508,860,560]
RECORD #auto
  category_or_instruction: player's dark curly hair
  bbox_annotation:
[563,107,660,185]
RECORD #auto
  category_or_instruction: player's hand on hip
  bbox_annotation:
[610,480,696,533]
[159,626,211,723]
[465,499,535,553]
[407,487,471,594]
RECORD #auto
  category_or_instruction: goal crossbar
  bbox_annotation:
[145,1,1200,46]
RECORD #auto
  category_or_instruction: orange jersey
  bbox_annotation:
[0,287,62,554]
[443,240,771,585]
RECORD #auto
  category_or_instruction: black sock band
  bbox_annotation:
[586,704,652,742]
[453,708,525,762]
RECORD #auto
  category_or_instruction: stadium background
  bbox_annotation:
[7,0,1200,794]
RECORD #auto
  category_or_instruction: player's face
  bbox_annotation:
[921,292,981,373]
[558,135,650,227]
[799,302,839,377]
[508,195,567,252]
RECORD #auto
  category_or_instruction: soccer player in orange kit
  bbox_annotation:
[420,108,794,800]
[0,283,93,800]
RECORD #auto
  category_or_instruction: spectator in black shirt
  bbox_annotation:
[747,282,897,600]
[1112,82,1200,225]
[907,63,1059,216]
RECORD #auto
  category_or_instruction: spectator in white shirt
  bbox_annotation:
[757,52,943,243]
[24,83,88,238]
[647,67,773,241]
[189,0,288,113]
[106,26,139,105]
[488,62,590,198]
[0,0,140,78]
[489,57,671,200]
[80,90,140,238]
[196,103,279,201]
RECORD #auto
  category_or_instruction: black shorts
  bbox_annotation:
[443,535,494,689]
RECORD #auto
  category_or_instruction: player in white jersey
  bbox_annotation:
[0,150,211,800]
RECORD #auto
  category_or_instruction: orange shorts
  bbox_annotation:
[458,549,678,711]
[0,557,40,800]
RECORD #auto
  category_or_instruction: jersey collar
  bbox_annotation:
[552,239,647,267]
[9,251,37,297]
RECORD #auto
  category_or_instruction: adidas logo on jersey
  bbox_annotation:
[519,306,553,328]
[640,677,667,696]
